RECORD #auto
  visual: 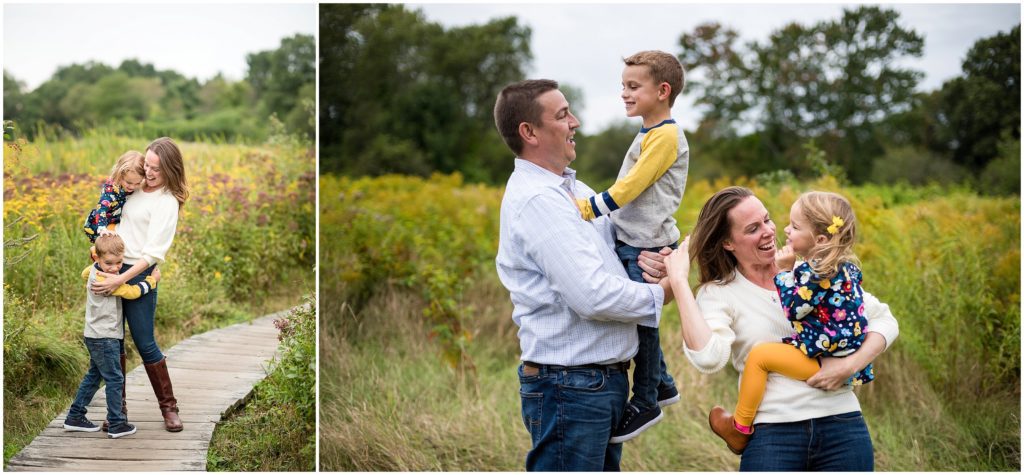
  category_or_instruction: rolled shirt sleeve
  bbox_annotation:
[684,284,735,374]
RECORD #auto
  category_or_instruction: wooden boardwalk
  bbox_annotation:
[6,310,290,472]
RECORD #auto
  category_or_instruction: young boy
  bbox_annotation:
[63,234,159,439]
[577,50,689,443]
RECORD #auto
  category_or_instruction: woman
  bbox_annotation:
[92,137,190,432]
[656,186,899,471]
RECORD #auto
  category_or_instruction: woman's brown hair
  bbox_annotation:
[689,186,755,286]
[146,137,190,209]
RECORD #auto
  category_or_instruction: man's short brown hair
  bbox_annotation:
[624,50,685,107]
[94,234,125,258]
[494,79,560,155]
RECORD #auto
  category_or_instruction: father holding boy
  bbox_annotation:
[493,79,673,471]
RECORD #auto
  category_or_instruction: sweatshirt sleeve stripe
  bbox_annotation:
[588,191,620,218]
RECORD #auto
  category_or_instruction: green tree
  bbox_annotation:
[247,34,315,140]
[319,4,531,182]
[679,6,924,182]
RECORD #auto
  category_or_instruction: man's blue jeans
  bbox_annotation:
[615,241,677,410]
[739,411,875,471]
[68,337,126,426]
[518,363,630,471]
[119,263,164,364]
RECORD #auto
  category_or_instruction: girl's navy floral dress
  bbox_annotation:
[83,179,130,243]
[774,261,874,386]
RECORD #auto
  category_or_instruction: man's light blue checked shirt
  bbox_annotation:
[496,159,664,367]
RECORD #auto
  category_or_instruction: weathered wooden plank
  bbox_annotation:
[7,455,206,471]
[27,436,209,450]
[6,312,289,472]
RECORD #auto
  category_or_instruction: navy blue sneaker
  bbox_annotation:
[63,416,101,432]
[107,422,137,439]
[609,404,663,443]
[657,384,681,408]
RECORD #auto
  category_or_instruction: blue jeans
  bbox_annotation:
[69,337,126,426]
[119,263,164,364]
[740,411,874,471]
[518,363,630,471]
[615,241,677,410]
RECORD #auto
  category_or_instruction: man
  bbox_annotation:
[493,79,674,471]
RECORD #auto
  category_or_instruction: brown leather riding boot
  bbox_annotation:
[144,357,183,432]
[102,352,128,432]
[708,406,751,455]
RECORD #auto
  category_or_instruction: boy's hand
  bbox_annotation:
[775,244,796,271]
[152,268,162,283]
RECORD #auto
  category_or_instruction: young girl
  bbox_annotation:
[709,191,874,454]
[83,151,146,259]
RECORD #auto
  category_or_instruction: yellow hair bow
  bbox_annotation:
[827,216,844,235]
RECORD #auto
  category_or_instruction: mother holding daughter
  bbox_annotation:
[646,186,899,471]
[91,137,189,432]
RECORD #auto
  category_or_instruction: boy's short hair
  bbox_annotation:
[494,79,560,155]
[109,150,145,184]
[94,234,126,258]
[624,50,685,107]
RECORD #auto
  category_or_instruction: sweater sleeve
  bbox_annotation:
[577,127,678,221]
[111,275,158,300]
[684,284,736,374]
[140,195,180,265]
[862,290,899,350]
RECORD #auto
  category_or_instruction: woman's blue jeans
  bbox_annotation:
[740,411,874,471]
[518,363,630,471]
[119,263,164,364]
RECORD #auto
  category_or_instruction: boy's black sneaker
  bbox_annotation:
[657,384,681,408]
[107,422,137,439]
[609,404,663,443]
[63,416,101,432]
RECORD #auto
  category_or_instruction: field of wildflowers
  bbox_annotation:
[319,173,1020,471]
[3,129,315,465]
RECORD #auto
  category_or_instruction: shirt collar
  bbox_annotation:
[514,158,578,186]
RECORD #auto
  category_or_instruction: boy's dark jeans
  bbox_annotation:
[615,240,678,411]
[68,337,126,426]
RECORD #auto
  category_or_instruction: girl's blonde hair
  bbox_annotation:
[109,151,145,186]
[796,191,859,280]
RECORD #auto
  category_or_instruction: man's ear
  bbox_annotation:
[518,122,538,147]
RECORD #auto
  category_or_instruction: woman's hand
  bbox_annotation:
[664,236,691,287]
[92,272,128,296]
[806,357,857,391]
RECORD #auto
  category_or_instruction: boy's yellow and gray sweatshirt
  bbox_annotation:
[577,119,688,248]
[82,265,157,339]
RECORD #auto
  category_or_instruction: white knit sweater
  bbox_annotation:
[119,187,179,266]
[685,269,900,424]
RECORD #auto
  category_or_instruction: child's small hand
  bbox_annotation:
[98,228,117,237]
[152,268,162,283]
[775,244,796,271]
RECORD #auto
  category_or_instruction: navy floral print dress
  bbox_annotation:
[83,179,130,243]
[774,261,874,386]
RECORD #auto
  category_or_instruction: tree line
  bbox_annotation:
[320,4,1019,195]
[3,34,315,143]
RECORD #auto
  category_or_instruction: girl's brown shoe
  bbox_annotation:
[708,406,751,455]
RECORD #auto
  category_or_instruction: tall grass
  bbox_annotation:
[319,173,1020,471]
[3,132,315,466]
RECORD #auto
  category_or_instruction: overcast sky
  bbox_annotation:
[415,3,1021,133]
[4,3,316,91]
